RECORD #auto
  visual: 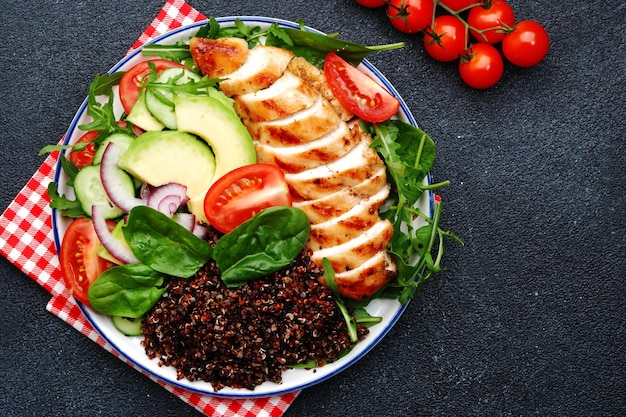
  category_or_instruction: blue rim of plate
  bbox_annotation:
[51,16,435,398]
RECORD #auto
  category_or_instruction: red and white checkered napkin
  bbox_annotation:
[0,0,298,415]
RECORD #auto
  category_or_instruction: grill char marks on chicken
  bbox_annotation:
[190,38,397,300]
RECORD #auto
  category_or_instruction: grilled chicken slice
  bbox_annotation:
[286,56,353,122]
[284,136,386,201]
[234,71,319,122]
[222,45,294,96]
[308,185,390,249]
[193,41,295,97]
[189,37,249,79]
[245,96,341,147]
[293,166,389,224]
[310,219,394,273]
[254,121,360,173]
[332,251,397,300]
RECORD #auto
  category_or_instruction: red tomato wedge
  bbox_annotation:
[68,130,99,169]
[60,217,116,305]
[119,59,186,114]
[204,164,292,234]
[324,52,400,123]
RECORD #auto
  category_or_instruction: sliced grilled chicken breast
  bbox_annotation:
[254,121,359,173]
[286,56,353,121]
[189,37,249,79]
[190,38,398,300]
[310,219,394,273]
[245,96,341,147]
[234,71,319,122]
[218,45,294,97]
[293,167,389,224]
[284,137,386,201]
[332,251,397,300]
[308,185,390,249]
[190,38,295,97]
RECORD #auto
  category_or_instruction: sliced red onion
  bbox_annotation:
[91,205,139,265]
[146,182,189,217]
[173,212,196,231]
[191,223,210,240]
[100,142,146,213]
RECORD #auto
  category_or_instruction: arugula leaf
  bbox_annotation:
[323,258,358,342]
[47,181,84,219]
[213,206,310,287]
[77,73,134,139]
[365,120,462,303]
[92,72,124,96]
[141,41,192,62]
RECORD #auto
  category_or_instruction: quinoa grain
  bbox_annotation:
[141,246,367,391]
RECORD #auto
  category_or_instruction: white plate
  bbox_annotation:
[52,16,434,398]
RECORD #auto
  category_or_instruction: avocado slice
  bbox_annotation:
[174,95,256,222]
[117,130,216,204]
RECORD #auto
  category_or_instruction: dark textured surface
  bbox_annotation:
[1,1,625,416]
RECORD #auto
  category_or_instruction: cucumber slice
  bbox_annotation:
[73,164,134,219]
[145,68,202,130]
[127,88,164,132]
[93,132,135,165]
[111,315,143,336]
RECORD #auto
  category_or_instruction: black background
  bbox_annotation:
[1,1,624,416]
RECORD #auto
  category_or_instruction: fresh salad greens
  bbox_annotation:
[213,206,311,287]
[366,120,463,304]
[142,16,405,68]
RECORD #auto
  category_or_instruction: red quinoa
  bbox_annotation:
[140,243,368,391]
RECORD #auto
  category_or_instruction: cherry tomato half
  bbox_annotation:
[204,164,293,234]
[467,0,515,44]
[355,0,387,7]
[324,52,400,123]
[387,0,435,34]
[459,43,504,89]
[424,15,468,62]
[68,130,99,169]
[60,217,116,305]
[502,20,550,67]
[119,59,186,114]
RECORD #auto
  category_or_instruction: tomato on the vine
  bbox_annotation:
[439,0,475,12]
[204,163,292,234]
[387,0,435,34]
[459,43,504,89]
[423,15,467,62]
[356,0,387,7]
[324,52,400,122]
[119,59,186,114]
[467,0,515,44]
[502,20,550,67]
[60,217,116,305]
[69,130,99,169]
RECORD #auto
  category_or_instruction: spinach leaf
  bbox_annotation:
[123,206,213,278]
[87,263,166,318]
[273,27,404,67]
[193,17,404,68]
[213,206,310,287]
